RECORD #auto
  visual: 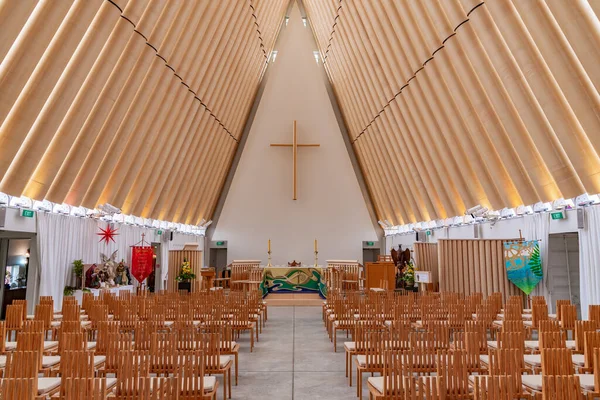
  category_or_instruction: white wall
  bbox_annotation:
[212,5,378,265]
[0,207,37,233]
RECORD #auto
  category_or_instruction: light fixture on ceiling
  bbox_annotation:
[33,200,53,212]
[575,193,600,207]
[533,202,552,213]
[500,207,516,219]
[97,203,121,215]
[0,192,9,205]
[516,205,534,215]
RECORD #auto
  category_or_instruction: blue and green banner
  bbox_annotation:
[261,267,326,298]
[504,240,543,295]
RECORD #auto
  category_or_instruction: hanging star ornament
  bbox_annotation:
[97,224,119,245]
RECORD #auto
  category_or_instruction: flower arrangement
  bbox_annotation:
[401,261,416,286]
[176,258,196,282]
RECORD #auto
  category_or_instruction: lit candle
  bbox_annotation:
[268,239,271,253]
[314,239,318,252]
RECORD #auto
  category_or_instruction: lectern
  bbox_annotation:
[364,261,396,290]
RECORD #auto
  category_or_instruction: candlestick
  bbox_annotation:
[314,250,318,268]
[268,239,271,253]
[314,239,317,252]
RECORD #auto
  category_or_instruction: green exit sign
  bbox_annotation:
[21,209,34,218]
[426,230,432,236]
[156,229,163,235]
[551,211,565,220]
[366,241,375,246]
[216,241,225,246]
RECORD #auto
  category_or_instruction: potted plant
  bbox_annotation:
[176,258,195,292]
[73,259,84,288]
[402,261,417,291]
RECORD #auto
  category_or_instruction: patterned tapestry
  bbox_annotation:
[504,240,543,295]
[260,267,326,298]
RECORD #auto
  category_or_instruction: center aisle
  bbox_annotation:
[229,306,365,399]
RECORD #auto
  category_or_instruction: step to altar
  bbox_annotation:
[264,293,323,306]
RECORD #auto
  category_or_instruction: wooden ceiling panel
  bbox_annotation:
[304,0,600,225]
[0,0,288,223]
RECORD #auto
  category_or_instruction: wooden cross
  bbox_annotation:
[270,120,320,200]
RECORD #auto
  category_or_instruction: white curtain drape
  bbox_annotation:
[36,213,174,309]
[523,213,551,300]
[37,213,98,308]
[579,206,600,320]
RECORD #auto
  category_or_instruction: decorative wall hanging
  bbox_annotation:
[504,240,543,295]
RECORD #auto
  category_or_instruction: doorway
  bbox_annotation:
[148,242,161,293]
[209,247,228,275]
[362,248,381,263]
[547,233,581,316]
[0,238,31,318]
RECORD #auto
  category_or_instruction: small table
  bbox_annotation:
[200,268,216,289]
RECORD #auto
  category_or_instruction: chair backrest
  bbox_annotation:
[176,350,205,396]
[584,331,600,370]
[4,351,39,379]
[59,350,95,379]
[405,376,446,400]
[5,304,24,331]
[437,350,470,398]
[15,332,44,370]
[116,350,152,395]
[488,349,524,389]
[541,348,575,375]
[0,321,6,353]
[559,304,577,330]
[59,332,87,353]
[60,378,107,400]
[12,300,28,321]
[496,331,525,353]
[539,331,567,350]
[150,332,177,376]
[472,376,518,400]
[555,300,571,320]
[105,333,134,373]
[381,350,411,398]
[0,378,37,400]
[532,303,549,328]
[575,320,599,354]
[33,304,53,329]
[542,375,581,400]
[589,305,600,322]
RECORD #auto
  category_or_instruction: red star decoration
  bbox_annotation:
[97,224,119,245]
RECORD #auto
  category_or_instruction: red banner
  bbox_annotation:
[131,246,154,283]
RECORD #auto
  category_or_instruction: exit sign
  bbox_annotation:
[21,209,34,218]
[551,211,565,220]
[366,241,375,246]
[426,230,432,236]
[156,229,163,235]
[216,241,225,246]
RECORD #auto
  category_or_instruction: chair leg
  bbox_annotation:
[223,371,227,400]
[228,368,232,399]
[235,353,238,385]
[334,329,337,352]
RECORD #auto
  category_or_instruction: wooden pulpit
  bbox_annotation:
[364,261,396,290]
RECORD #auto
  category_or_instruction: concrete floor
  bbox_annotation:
[221,306,369,400]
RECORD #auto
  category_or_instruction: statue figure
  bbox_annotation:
[85,264,100,288]
[98,250,118,285]
[115,259,132,286]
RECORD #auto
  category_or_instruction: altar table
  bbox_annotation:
[260,267,326,298]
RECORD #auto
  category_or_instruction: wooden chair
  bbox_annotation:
[437,349,471,399]
[112,377,177,400]
[542,375,581,400]
[102,333,133,376]
[176,350,218,400]
[114,350,152,398]
[0,377,37,400]
[541,348,575,375]
[60,378,107,400]
[201,332,232,400]
[355,330,385,400]
[6,304,25,341]
[367,350,412,399]
[472,375,521,400]
[582,331,600,374]
[574,320,598,355]
[230,303,255,352]
[559,305,578,339]
[488,348,529,397]
[405,376,446,400]
[589,305,600,323]
[150,332,177,376]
